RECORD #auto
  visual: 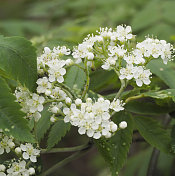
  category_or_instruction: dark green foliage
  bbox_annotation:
[36,106,52,142]
[0,36,37,92]
[0,77,34,142]
[95,112,133,176]
[65,65,86,89]
[47,120,71,149]
[147,60,175,89]
[134,116,171,153]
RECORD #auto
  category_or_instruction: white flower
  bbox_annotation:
[108,45,127,57]
[124,50,145,65]
[20,143,40,163]
[119,64,134,80]
[50,87,67,100]
[0,135,15,155]
[27,93,45,113]
[133,66,152,87]
[48,60,66,83]
[36,77,52,94]
[115,25,133,42]
[110,99,125,112]
[119,121,127,129]
[72,43,94,63]
[101,57,117,70]
[97,27,113,38]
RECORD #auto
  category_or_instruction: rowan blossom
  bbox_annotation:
[63,98,125,139]
[20,143,40,163]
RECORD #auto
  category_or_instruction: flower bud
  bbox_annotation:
[51,106,59,114]
[9,142,15,148]
[0,164,6,171]
[15,147,22,154]
[65,59,73,66]
[65,97,72,104]
[119,121,127,129]
[29,167,35,175]
[111,123,118,132]
[75,98,82,105]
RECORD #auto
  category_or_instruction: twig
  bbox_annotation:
[146,114,171,176]
[147,148,160,176]
[58,83,77,99]
[41,143,91,154]
[41,142,93,175]
[125,94,145,103]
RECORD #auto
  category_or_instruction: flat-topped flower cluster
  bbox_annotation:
[63,97,125,139]
[1,25,174,175]
[72,25,173,87]
[13,25,174,139]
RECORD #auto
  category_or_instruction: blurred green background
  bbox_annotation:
[0,0,175,175]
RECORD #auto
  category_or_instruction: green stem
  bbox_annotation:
[125,94,145,103]
[41,143,92,154]
[114,69,127,99]
[41,142,93,176]
[115,80,126,99]
[82,59,90,100]
[58,83,77,99]
[73,64,85,71]
[43,98,65,105]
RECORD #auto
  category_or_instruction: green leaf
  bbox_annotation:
[89,69,117,92]
[131,0,175,40]
[0,36,37,91]
[47,120,71,149]
[65,65,86,89]
[134,116,171,153]
[95,112,133,176]
[36,106,52,142]
[131,0,160,32]
[0,77,34,142]
[125,100,174,115]
[147,59,175,89]
[143,89,175,102]
[170,124,175,154]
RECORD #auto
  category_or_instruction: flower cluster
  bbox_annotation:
[119,65,152,87]
[136,38,174,64]
[63,97,126,139]
[0,130,15,155]
[72,25,173,87]
[0,160,35,176]
[15,87,45,121]
[37,46,71,83]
